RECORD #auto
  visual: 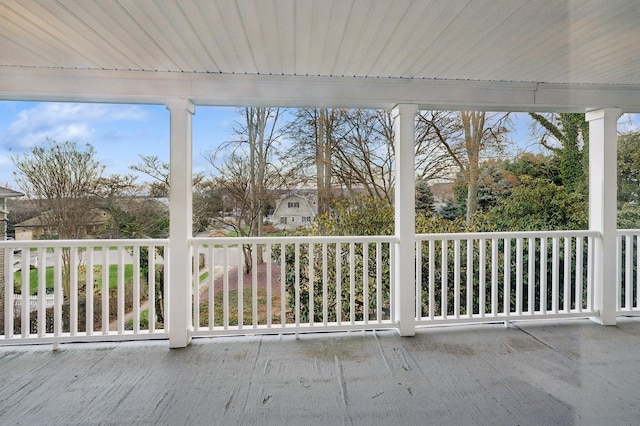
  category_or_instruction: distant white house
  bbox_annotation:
[272,194,317,231]
[0,186,23,240]
[0,187,23,319]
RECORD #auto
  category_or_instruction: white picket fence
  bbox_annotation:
[13,293,56,316]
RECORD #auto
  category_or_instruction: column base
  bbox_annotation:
[589,314,616,326]
[397,321,416,337]
[169,329,193,348]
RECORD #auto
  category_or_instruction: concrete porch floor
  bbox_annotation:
[1,318,640,425]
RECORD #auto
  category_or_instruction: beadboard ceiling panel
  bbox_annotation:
[0,0,638,110]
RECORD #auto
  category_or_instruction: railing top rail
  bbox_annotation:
[616,229,640,236]
[0,238,169,248]
[416,229,601,240]
[190,235,398,245]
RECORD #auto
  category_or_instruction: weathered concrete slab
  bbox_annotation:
[1,318,640,425]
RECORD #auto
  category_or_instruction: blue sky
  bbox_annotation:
[0,101,239,187]
[0,101,637,189]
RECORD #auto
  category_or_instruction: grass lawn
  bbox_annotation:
[13,264,135,295]
[200,229,286,248]
[124,288,284,331]
[198,287,283,327]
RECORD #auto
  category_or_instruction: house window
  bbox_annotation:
[302,216,311,223]
[280,217,287,225]
[288,201,300,208]
[291,217,295,222]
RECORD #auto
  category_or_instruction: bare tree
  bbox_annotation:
[13,139,105,239]
[461,112,511,221]
[414,111,461,183]
[418,111,510,223]
[285,109,459,216]
[12,139,105,298]
[334,110,457,204]
[247,107,271,262]
[130,154,212,234]
[131,154,205,197]
[96,174,139,198]
[284,108,349,216]
[206,107,289,272]
[333,109,393,201]
[130,155,170,190]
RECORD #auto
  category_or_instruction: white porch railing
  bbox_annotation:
[3,229,638,345]
[616,230,640,314]
[189,236,397,336]
[415,230,599,326]
[2,239,168,344]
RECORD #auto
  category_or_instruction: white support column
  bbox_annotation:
[392,104,418,336]
[167,99,195,348]
[586,108,621,325]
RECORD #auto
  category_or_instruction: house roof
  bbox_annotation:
[1,0,639,112]
[0,186,23,198]
[15,210,109,229]
[274,194,317,217]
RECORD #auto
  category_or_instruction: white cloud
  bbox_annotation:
[1,102,148,150]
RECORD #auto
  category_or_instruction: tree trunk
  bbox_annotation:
[461,111,485,224]
[324,109,333,210]
[466,158,479,223]
[155,263,165,325]
[316,109,327,217]
[243,245,252,274]
[256,109,265,265]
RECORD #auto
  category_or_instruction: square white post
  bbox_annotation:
[586,108,621,325]
[392,104,418,336]
[167,99,195,348]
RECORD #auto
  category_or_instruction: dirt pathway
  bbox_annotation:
[112,262,282,329]
[198,261,281,300]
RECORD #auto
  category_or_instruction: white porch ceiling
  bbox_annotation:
[1,0,639,111]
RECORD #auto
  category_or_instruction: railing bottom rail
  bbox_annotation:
[191,321,397,338]
[416,310,598,328]
[0,332,169,346]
